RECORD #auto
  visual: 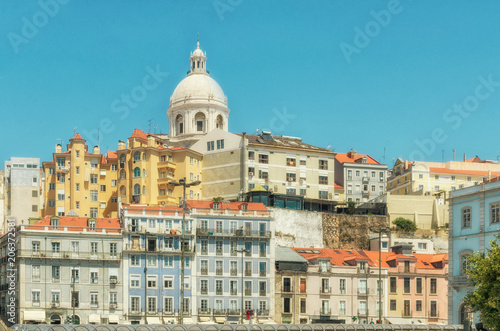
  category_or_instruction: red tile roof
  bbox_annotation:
[429,167,500,177]
[130,128,148,140]
[107,151,118,159]
[334,182,343,189]
[335,153,380,165]
[27,216,121,233]
[171,146,184,151]
[71,133,84,140]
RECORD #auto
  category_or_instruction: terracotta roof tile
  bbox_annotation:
[335,153,380,165]
[107,151,118,159]
[28,216,121,233]
[130,128,148,140]
[171,146,184,150]
[71,133,84,140]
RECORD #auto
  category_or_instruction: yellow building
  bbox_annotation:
[42,133,118,218]
[116,128,202,206]
[388,157,500,197]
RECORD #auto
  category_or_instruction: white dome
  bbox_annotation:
[170,73,227,108]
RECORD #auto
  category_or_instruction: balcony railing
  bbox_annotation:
[230,289,238,295]
[398,265,416,273]
[260,270,266,277]
[257,309,269,316]
[362,177,370,183]
[357,288,368,296]
[129,309,143,315]
[245,270,252,276]
[216,268,223,275]
[260,251,266,257]
[216,289,223,295]
[320,287,331,294]
[216,249,223,256]
[245,289,251,296]
[200,288,208,295]
[358,309,368,317]
[320,309,331,316]
[201,248,208,255]
[196,227,271,238]
[283,286,292,293]
[451,275,469,285]
[230,269,237,276]
[17,250,122,260]
[259,290,266,296]
[201,268,208,276]
[198,308,211,315]
[227,309,240,316]
[213,309,226,316]
[402,309,412,317]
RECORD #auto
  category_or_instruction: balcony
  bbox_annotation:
[257,309,269,316]
[357,288,368,296]
[51,301,60,308]
[362,177,370,184]
[320,309,331,316]
[18,250,122,261]
[245,270,252,276]
[196,227,271,239]
[198,308,211,316]
[230,269,238,276]
[216,268,223,276]
[260,270,266,277]
[157,160,176,170]
[129,309,143,315]
[162,310,175,316]
[200,288,208,295]
[230,289,238,295]
[283,285,292,293]
[231,250,237,257]
[131,195,140,204]
[259,290,266,296]
[216,289,223,295]
[201,268,208,276]
[362,190,370,197]
[213,309,226,316]
[320,287,331,294]
[451,275,470,285]
[227,309,240,316]
[402,309,412,317]
[358,309,368,317]
[357,266,369,274]
[216,249,223,256]
[245,289,252,296]
[259,251,266,257]
[201,248,208,255]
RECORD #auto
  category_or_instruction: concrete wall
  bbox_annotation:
[271,208,324,248]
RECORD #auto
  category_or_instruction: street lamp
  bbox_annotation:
[369,226,390,324]
[168,178,201,324]
[233,249,249,324]
[71,263,81,324]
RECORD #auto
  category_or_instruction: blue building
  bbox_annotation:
[448,179,500,329]
[189,200,274,324]
[122,205,195,324]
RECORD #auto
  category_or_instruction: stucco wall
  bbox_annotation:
[271,208,324,248]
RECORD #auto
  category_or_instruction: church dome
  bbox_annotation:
[170,74,227,108]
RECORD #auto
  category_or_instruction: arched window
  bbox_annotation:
[119,154,126,164]
[134,152,140,162]
[120,170,126,180]
[120,186,126,197]
[216,114,224,129]
[134,167,141,177]
[134,184,141,195]
[195,112,206,132]
[176,114,184,135]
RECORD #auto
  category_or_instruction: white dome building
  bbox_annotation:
[167,42,230,140]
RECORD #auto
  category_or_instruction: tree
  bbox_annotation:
[392,217,417,233]
[464,236,500,331]
[347,201,356,214]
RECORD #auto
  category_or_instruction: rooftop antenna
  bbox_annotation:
[148,119,153,133]
[154,124,158,134]
[382,147,386,164]
[57,138,63,146]
[453,149,456,161]
[73,127,77,135]
[97,128,100,147]
[442,150,445,162]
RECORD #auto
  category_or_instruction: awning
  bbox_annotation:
[24,311,45,322]
[108,315,119,324]
[386,317,416,324]
[147,317,162,324]
[214,317,226,324]
[199,317,211,323]
[89,314,101,324]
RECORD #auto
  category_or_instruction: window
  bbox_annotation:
[286,173,296,182]
[131,255,140,266]
[390,277,397,293]
[52,266,60,282]
[148,297,157,313]
[216,280,223,295]
[91,271,99,284]
[111,164,117,171]
[403,277,410,294]
[52,242,60,252]
[430,278,437,294]
[355,170,360,177]
[319,159,328,170]
[32,205,38,212]
[134,167,141,177]
[90,190,98,202]
[286,158,296,167]
[164,256,173,267]
[147,275,157,288]
[416,300,422,312]
[390,299,396,311]
[147,255,157,267]
[286,188,296,195]
[49,168,55,175]
[71,266,80,283]
[91,292,99,308]
[358,279,367,294]
[217,139,224,149]
[491,203,500,224]
[467,176,472,181]
[319,176,328,184]
[164,276,173,289]
[283,297,291,313]
[49,183,55,190]
[110,243,117,257]
[100,185,106,192]
[51,292,60,305]
[339,279,346,294]
[57,193,65,201]
[418,242,427,250]
[259,154,269,164]
[131,297,141,313]
[462,207,471,228]
[164,297,173,313]
[90,208,98,218]
[91,242,98,255]
[32,265,40,281]
[430,300,438,317]
[319,191,328,199]
[91,174,98,184]
[347,170,352,180]
[416,278,422,294]
[259,170,268,179]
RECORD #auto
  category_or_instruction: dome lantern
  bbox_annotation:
[189,41,207,75]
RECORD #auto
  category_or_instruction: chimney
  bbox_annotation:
[118,141,126,150]
[463,153,466,162]
[94,146,100,155]
[347,149,357,159]
[55,144,62,153]
[453,149,456,161]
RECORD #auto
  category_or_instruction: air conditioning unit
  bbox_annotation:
[248,172,254,177]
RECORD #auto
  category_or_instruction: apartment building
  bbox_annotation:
[4,157,42,229]
[448,179,500,329]
[0,216,123,324]
[42,134,118,218]
[116,129,202,207]
[334,150,387,203]
[274,247,308,324]
[191,200,274,324]
[387,157,500,197]
[293,248,387,324]
[121,204,195,324]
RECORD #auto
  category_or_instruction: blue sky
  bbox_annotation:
[2,0,500,168]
